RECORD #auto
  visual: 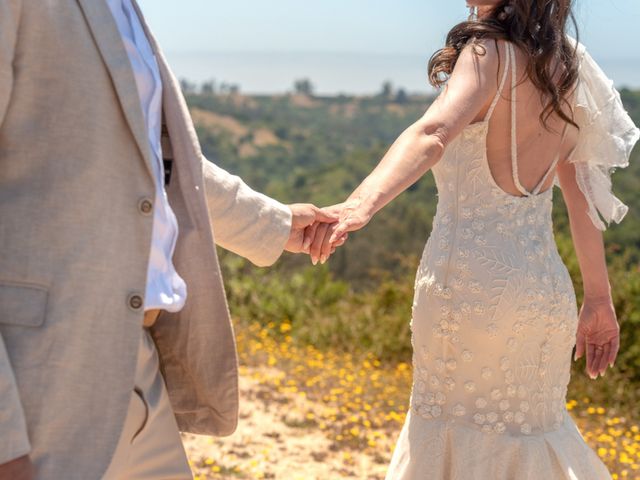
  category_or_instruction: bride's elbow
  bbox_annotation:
[429,128,448,159]
[408,121,448,164]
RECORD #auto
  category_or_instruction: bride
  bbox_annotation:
[305,0,639,478]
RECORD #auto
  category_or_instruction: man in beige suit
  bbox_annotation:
[0,1,339,478]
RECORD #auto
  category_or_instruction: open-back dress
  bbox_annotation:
[385,40,639,480]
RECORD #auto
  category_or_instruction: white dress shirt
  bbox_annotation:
[107,0,187,312]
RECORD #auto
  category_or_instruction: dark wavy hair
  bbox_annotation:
[428,0,580,129]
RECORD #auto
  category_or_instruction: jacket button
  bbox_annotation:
[138,198,153,215]
[128,294,144,311]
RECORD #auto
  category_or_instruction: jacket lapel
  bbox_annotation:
[129,0,206,231]
[75,0,156,182]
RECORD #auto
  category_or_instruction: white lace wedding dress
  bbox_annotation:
[385,41,639,479]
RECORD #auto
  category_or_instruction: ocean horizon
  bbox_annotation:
[166,50,640,96]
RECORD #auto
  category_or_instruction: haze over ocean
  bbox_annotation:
[139,0,639,94]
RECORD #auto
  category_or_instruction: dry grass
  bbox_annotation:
[191,108,249,137]
[191,108,283,158]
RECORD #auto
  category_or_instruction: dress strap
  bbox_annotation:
[507,43,532,197]
[530,122,570,195]
[483,41,511,123]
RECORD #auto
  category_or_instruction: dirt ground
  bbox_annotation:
[183,368,392,480]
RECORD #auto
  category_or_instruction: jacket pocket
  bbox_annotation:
[0,281,49,327]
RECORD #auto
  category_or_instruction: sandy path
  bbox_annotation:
[183,367,391,480]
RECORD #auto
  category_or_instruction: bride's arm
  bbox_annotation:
[325,39,502,246]
[557,159,619,379]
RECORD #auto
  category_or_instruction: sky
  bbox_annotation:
[137,0,640,94]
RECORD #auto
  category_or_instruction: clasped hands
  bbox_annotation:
[286,198,373,264]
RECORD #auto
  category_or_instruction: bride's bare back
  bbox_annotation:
[478,40,578,197]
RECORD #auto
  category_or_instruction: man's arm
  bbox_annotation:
[0,1,34,477]
[202,158,337,266]
[202,158,292,267]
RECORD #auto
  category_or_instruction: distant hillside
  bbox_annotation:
[188,89,640,283]
[170,51,640,94]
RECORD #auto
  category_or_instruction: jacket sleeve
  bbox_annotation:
[0,0,31,465]
[202,157,293,267]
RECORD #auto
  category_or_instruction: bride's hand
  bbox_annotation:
[574,296,620,379]
[327,197,375,245]
[301,196,375,265]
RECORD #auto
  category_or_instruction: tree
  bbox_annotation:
[380,81,394,99]
[294,78,315,97]
[179,78,196,94]
[218,82,241,96]
[201,80,216,95]
[395,88,409,104]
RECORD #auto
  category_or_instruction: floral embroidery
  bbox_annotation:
[453,404,466,417]
[486,412,499,424]
[409,121,579,437]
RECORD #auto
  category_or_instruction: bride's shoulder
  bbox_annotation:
[459,36,502,59]
[453,37,502,76]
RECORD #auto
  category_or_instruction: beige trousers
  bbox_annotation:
[102,329,193,480]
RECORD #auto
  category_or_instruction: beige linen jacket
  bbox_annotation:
[0,0,292,478]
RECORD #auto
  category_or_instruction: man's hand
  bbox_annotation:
[0,455,34,480]
[301,199,374,264]
[301,203,351,265]
[285,204,339,254]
